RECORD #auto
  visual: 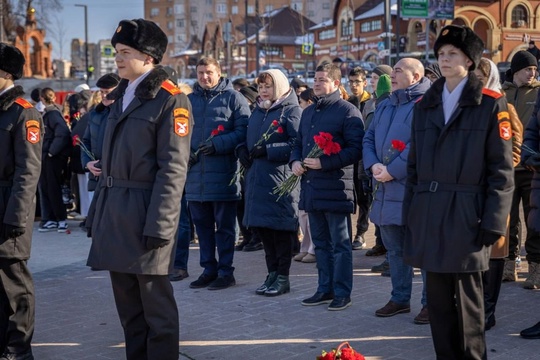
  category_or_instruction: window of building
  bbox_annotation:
[167,21,173,30]
[371,20,382,31]
[168,35,173,43]
[322,3,330,10]
[341,19,353,37]
[262,45,282,58]
[361,22,370,32]
[307,11,314,17]
[232,5,238,14]
[190,6,197,13]
[216,3,227,14]
[177,19,185,28]
[319,29,336,41]
[292,2,302,11]
[191,20,198,27]
[174,5,184,14]
[206,0,212,4]
[166,7,173,16]
[206,13,213,20]
[150,8,159,17]
[512,5,528,28]
[265,5,273,12]
[247,5,254,14]
[177,34,186,42]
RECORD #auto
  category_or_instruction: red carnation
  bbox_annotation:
[272,120,279,127]
[64,115,70,121]
[277,126,284,134]
[391,139,406,152]
[72,134,79,147]
[211,129,219,136]
[217,125,225,132]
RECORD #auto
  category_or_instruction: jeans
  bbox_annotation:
[189,201,237,277]
[380,225,413,305]
[308,211,353,298]
[173,195,191,270]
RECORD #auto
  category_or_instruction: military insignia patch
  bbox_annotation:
[175,117,189,137]
[498,120,512,141]
[116,25,122,33]
[174,108,189,118]
[25,120,40,144]
[442,29,449,36]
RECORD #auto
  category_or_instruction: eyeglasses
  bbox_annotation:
[348,80,365,85]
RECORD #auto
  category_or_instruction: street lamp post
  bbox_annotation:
[75,4,89,85]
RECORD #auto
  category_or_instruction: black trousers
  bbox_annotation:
[508,170,540,262]
[109,272,179,360]
[0,259,34,355]
[253,227,295,276]
[426,271,486,360]
[38,155,68,222]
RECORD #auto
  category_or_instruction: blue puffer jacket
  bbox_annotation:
[363,77,431,226]
[186,77,250,201]
[290,90,364,213]
[81,103,110,167]
[243,90,301,231]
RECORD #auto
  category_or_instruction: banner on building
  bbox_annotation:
[401,0,455,20]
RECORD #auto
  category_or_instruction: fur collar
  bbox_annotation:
[0,85,25,111]
[107,65,170,101]
[419,72,484,109]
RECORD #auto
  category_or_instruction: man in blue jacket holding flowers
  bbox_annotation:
[291,63,363,311]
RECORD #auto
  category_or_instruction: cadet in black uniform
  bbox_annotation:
[0,43,43,360]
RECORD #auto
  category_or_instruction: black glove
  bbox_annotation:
[2,224,25,239]
[477,230,500,247]
[237,146,252,169]
[524,153,540,172]
[145,236,170,250]
[250,144,267,159]
[188,151,198,168]
[198,141,216,156]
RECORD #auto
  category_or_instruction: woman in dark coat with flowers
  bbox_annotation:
[238,69,301,296]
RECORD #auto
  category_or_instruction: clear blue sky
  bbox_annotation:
[47,0,144,59]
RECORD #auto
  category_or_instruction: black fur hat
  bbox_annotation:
[96,73,120,89]
[0,43,25,80]
[433,25,484,71]
[111,19,168,64]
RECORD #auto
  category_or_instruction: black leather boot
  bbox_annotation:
[483,258,505,330]
[265,275,290,297]
[255,272,277,295]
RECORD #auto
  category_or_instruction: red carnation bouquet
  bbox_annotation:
[229,119,283,186]
[194,124,224,156]
[273,131,341,200]
[72,134,95,161]
[317,342,365,360]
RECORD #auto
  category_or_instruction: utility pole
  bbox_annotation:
[245,0,248,75]
[384,0,391,65]
[255,0,260,75]
[75,4,89,85]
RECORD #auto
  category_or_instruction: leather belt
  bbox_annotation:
[413,181,484,193]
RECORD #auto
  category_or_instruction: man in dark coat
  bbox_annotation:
[186,57,250,290]
[0,43,43,360]
[86,19,192,360]
[404,25,514,359]
[292,63,363,311]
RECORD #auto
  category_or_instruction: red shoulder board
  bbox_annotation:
[161,80,181,95]
[482,88,503,99]
[15,98,33,109]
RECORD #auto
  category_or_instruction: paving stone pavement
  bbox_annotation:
[28,220,539,360]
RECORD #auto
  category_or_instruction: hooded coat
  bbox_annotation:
[86,66,192,275]
[186,77,250,202]
[403,73,514,273]
[243,89,301,231]
[363,77,431,226]
[0,86,43,259]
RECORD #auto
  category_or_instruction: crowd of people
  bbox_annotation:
[2,19,540,360]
